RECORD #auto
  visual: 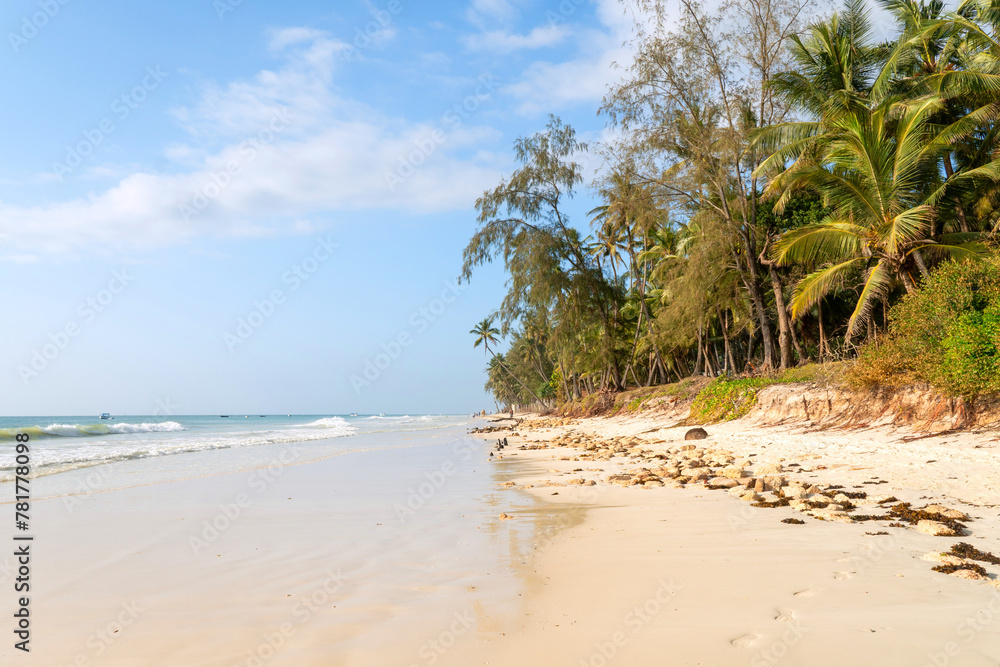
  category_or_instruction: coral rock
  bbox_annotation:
[707,477,740,489]
[916,520,961,537]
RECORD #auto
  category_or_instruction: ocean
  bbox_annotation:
[0,413,552,664]
[0,413,470,483]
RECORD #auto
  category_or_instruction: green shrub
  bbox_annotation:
[849,257,1000,397]
[940,307,1000,396]
[776,361,847,386]
[689,377,776,422]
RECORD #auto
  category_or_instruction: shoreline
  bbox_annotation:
[3,414,999,665]
[448,412,1000,665]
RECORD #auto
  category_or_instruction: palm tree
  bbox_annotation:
[757,1,1000,344]
[471,318,501,355]
[765,94,996,343]
[471,318,546,406]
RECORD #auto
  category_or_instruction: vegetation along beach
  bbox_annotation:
[4,0,1000,664]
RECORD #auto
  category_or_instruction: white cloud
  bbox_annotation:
[0,30,502,258]
[503,0,641,115]
[462,25,570,53]
[466,0,517,29]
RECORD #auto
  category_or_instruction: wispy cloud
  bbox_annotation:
[466,0,517,29]
[0,29,501,258]
[462,25,570,53]
[503,0,640,115]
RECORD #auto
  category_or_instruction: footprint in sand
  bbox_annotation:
[834,556,852,563]
[834,571,854,581]
[793,589,816,598]
[731,634,759,649]
[774,609,795,622]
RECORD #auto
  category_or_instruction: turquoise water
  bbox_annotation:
[0,413,468,481]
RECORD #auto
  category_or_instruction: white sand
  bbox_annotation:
[3,415,1000,666]
[437,415,1000,666]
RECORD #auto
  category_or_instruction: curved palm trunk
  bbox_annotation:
[488,346,547,407]
[767,264,794,370]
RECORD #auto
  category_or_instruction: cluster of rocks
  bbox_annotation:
[502,420,999,588]
[527,434,976,539]
[517,417,578,431]
[471,425,513,434]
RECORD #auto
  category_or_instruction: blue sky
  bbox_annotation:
[0,0,640,416]
[0,0,903,416]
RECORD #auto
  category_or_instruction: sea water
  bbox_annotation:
[0,413,468,483]
[0,415,557,664]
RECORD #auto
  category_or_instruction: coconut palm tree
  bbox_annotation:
[764,94,997,343]
[471,317,546,406]
[756,0,1000,344]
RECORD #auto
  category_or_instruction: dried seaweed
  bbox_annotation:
[932,563,988,576]
[949,542,1000,565]
[887,503,968,533]
[752,498,791,508]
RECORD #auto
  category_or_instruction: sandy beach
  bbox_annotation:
[442,413,1000,666]
[4,412,998,666]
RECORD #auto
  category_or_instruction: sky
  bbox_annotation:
[0,0,904,417]
[0,0,646,416]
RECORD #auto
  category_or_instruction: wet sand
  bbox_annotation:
[5,416,1000,666]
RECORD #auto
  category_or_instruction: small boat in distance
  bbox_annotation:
[349,412,358,417]
[100,413,111,420]
[220,415,229,418]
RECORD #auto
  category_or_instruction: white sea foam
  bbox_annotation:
[306,417,352,429]
[0,421,186,440]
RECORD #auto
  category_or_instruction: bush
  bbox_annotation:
[849,257,1000,397]
[940,307,1000,395]
[689,377,775,422]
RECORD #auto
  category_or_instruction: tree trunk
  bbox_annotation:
[746,273,778,370]
[817,299,828,362]
[723,312,736,374]
[694,324,704,375]
[944,155,971,233]
[491,351,546,406]
[767,264,794,370]
[912,248,930,280]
